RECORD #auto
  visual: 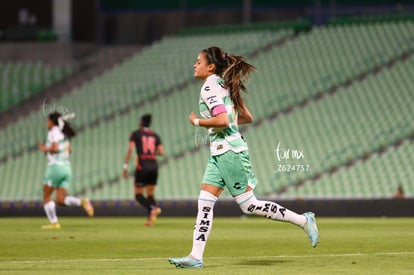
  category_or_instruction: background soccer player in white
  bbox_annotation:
[169,46,319,268]
[38,112,94,229]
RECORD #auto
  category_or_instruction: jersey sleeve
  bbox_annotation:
[48,128,61,143]
[156,134,162,146]
[129,132,135,142]
[200,81,226,116]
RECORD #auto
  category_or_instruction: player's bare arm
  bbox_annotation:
[123,141,135,178]
[157,144,164,156]
[38,142,59,153]
[189,111,229,128]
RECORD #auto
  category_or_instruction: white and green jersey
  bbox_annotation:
[45,126,71,166]
[199,74,248,156]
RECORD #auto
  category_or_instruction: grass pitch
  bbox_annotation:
[0,216,413,274]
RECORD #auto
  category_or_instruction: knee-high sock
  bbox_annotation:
[235,191,306,227]
[190,190,217,260]
[44,201,58,224]
[64,196,81,206]
[135,194,152,214]
[147,195,156,207]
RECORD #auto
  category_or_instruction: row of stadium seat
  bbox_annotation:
[0,29,292,200]
[328,14,414,26]
[1,151,44,200]
[63,30,292,124]
[1,19,413,200]
[248,20,414,119]
[0,62,72,111]
[176,19,312,36]
[83,149,211,200]
[247,55,414,196]
[2,19,412,160]
[0,29,293,160]
[283,140,414,199]
[79,42,414,200]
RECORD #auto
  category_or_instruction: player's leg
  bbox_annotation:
[190,184,221,258]
[169,157,223,268]
[42,183,60,229]
[134,169,152,215]
[146,185,156,206]
[230,151,319,247]
[55,165,94,217]
[144,169,162,225]
[145,184,157,206]
[169,184,221,268]
[54,187,93,217]
[235,189,318,247]
[146,169,159,208]
[42,165,60,229]
[135,185,151,213]
[144,184,162,227]
[235,188,307,225]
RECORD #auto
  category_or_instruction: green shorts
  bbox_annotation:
[202,150,258,196]
[43,164,72,189]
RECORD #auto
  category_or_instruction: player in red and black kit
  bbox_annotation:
[123,114,164,226]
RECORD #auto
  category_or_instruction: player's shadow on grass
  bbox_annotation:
[238,260,292,266]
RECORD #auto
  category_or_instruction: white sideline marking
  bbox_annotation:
[3,252,414,264]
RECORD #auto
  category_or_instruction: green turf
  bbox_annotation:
[0,217,413,274]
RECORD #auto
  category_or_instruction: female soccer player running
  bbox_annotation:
[169,47,319,268]
[38,112,94,229]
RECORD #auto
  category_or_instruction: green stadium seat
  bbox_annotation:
[1,21,414,201]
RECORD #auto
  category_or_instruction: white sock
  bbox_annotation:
[64,196,81,206]
[44,201,58,224]
[235,191,306,227]
[190,190,218,260]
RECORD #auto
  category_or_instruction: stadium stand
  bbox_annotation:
[0,62,72,111]
[283,140,414,199]
[0,17,413,202]
[0,28,294,201]
[0,29,292,162]
[246,55,414,198]
[249,20,414,118]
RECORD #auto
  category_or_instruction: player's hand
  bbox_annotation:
[122,169,128,179]
[189,112,198,125]
[38,143,47,152]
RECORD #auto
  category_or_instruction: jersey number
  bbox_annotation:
[141,136,156,154]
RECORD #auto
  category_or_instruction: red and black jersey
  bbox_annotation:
[129,128,162,170]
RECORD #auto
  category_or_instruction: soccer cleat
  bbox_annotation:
[81,198,94,217]
[169,257,203,268]
[303,212,319,247]
[145,207,162,227]
[41,223,61,229]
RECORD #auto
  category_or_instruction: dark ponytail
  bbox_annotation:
[202,46,255,113]
[48,112,76,139]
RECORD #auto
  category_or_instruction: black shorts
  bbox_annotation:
[134,169,158,187]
